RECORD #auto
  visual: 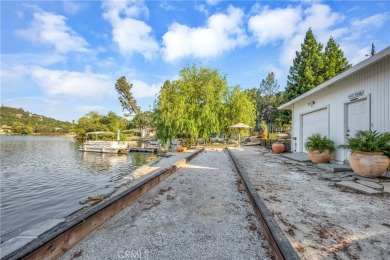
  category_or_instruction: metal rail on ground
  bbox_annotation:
[3,149,204,260]
[226,148,300,260]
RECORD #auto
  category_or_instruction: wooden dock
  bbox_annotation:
[129,147,158,153]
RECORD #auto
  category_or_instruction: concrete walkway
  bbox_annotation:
[60,149,271,260]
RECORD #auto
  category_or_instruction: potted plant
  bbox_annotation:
[260,121,268,139]
[339,130,390,178]
[305,134,335,163]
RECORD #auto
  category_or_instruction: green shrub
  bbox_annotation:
[268,133,277,139]
[260,121,268,135]
[338,130,390,157]
[305,134,335,153]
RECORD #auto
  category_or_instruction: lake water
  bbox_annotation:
[0,135,149,241]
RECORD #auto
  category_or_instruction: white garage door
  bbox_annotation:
[302,108,329,152]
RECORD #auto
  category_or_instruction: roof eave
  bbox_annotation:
[278,46,390,110]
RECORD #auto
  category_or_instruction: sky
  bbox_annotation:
[1,0,389,122]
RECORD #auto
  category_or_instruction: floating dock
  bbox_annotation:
[129,147,158,153]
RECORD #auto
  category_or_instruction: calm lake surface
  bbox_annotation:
[0,135,149,240]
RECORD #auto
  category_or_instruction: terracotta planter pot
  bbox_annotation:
[272,143,285,154]
[308,149,332,163]
[348,152,390,178]
[261,134,267,139]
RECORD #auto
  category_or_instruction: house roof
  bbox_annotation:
[279,46,390,110]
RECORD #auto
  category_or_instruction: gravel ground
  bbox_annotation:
[230,146,390,260]
[60,149,271,260]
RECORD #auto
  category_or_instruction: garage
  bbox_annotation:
[301,108,329,152]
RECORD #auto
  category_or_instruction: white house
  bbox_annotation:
[279,46,390,163]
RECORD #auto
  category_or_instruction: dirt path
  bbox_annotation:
[60,149,271,260]
[230,146,390,260]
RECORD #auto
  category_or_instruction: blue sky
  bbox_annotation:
[1,0,389,122]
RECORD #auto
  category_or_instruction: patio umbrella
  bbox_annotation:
[228,123,252,149]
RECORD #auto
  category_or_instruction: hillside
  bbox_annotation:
[0,106,74,134]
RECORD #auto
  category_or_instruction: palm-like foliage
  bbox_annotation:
[338,130,390,157]
[305,134,335,153]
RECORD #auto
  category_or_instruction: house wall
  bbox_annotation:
[291,55,389,162]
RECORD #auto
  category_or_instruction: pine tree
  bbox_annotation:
[115,76,140,117]
[286,28,324,101]
[258,72,279,124]
[371,43,376,56]
[323,37,351,80]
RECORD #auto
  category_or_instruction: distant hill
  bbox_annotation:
[0,106,74,134]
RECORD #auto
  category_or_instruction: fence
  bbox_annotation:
[260,139,291,152]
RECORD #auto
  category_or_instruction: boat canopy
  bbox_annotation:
[86,131,114,136]
[86,131,115,140]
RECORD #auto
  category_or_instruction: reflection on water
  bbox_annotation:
[0,135,149,240]
[81,152,129,172]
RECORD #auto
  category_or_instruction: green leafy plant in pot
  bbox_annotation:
[305,134,335,163]
[338,130,390,178]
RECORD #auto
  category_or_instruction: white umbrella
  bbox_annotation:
[228,123,252,149]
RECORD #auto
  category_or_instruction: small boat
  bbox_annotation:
[79,131,128,154]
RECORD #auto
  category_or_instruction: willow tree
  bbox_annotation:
[153,65,229,146]
[223,86,256,135]
[153,80,186,144]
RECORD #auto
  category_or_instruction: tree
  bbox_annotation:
[74,111,130,140]
[258,72,279,125]
[223,86,256,132]
[115,76,140,116]
[12,122,33,134]
[371,43,376,56]
[286,28,324,101]
[323,37,351,81]
[243,88,261,130]
[133,111,153,130]
[153,65,230,146]
[100,111,128,132]
[153,80,185,145]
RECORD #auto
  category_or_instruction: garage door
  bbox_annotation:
[302,108,329,152]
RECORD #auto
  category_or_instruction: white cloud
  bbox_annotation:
[248,3,347,68]
[16,11,89,53]
[16,11,24,18]
[338,12,388,65]
[30,67,113,99]
[351,13,387,29]
[62,1,87,15]
[206,0,222,6]
[162,5,247,62]
[102,0,158,59]
[159,1,175,11]
[248,6,302,45]
[299,4,344,43]
[130,80,161,98]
